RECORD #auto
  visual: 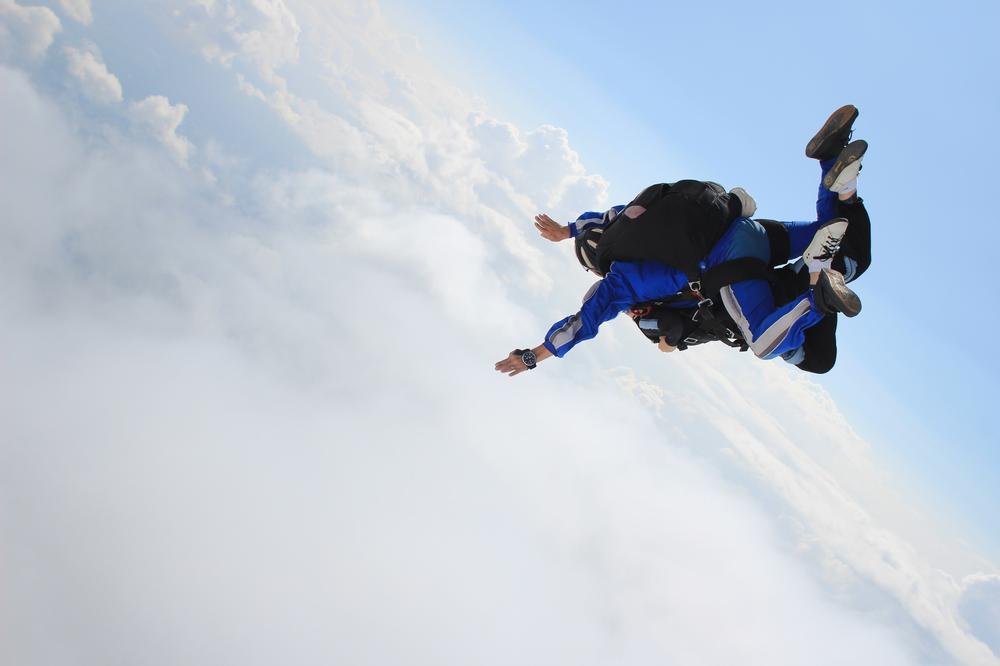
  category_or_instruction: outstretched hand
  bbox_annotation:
[534,214,571,242]
[495,350,532,377]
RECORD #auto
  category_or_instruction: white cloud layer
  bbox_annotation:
[187,0,301,81]
[960,574,1000,656]
[65,43,122,103]
[0,64,920,666]
[58,0,91,25]
[0,1,998,664]
[0,0,60,60]
[130,94,195,163]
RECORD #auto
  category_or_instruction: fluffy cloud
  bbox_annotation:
[179,0,609,293]
[469,114,610,217]
[186,0,301,81]
[0,0,60,60]
[0,65,919,666]
[58,0,91,25]
[610,362,1000,665]
[65,43,122,103]
[130,95,195,163]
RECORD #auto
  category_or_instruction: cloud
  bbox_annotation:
[0,65,920,666]
[959,574,1000,657]
[469,114,610,218]
[58,0,92,25]
[0,0,61,60]
[186,0,300,82]
[609,361,1000,665]
[130,94,195,163]
[178,0,609,293]
[65,43,122,103]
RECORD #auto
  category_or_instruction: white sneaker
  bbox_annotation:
[823,140,867,193]
[803,218,849,272]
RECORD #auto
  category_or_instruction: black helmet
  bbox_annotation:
[574,225,604,273]
[573,207,618,274]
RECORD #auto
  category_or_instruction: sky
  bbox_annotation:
[0,1,998,665]
[384,0,1000,548]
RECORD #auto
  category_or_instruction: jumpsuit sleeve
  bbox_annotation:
[567,205,625,238]
[543,271,636,357]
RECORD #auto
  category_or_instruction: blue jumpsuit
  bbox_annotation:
[546,163,842,361]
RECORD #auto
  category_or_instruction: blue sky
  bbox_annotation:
[385,0,1000,556]
[2,2,999,664]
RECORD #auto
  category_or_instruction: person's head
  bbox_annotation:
[574,225,605,276]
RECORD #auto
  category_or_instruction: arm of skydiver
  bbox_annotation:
[541,271,638,358]
[493,270,636,378]
[568,205,625,237]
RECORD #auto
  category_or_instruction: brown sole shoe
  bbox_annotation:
[823,140,868,191]
[814,268,862,317]
[805,104,859,160]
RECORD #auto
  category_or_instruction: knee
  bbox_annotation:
[796,347,837,374]
[720,219,770,262]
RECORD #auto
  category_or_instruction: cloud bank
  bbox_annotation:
[129,94,195,163]
[65,43,122,103]
[0,0,60,60]
[0,65,918,666]
[58,0,91,25]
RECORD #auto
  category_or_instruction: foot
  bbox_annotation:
[823,140,868,192]
[803,218,849,271]
[813,268,862,317]
[806,104,859,160]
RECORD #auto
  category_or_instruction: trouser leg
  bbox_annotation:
[816,157,841,222]
[832,197,871,282]
[721,278,825,360]
[711,219,826,360]
[793,313,838,374]
[760,159,843,265]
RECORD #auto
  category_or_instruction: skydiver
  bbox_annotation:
[495,105,868,377]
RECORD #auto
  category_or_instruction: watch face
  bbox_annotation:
[521,350,537,368]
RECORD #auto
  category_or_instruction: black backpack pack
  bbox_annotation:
[593,180,744,277]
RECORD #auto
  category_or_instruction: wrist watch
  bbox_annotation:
[515,348,537,370]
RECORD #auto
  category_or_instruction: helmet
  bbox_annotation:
[574,225,604,273]
[573,207,618,274]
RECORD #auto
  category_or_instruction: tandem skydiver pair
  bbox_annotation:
[496,105,870,377]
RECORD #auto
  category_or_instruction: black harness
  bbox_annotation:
[631,258,772,352]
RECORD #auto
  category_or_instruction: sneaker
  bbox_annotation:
[823,140,867,192]
[813,268,862,317]
[806,104,859,160]
[803,218,849,266]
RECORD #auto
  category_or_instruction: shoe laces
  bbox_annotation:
[815,234,843,261]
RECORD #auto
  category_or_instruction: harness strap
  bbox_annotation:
[755,219,792,267]
[692,301,749,351]
[631,257,772,315]
[699,257,772,296]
